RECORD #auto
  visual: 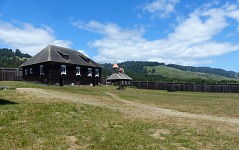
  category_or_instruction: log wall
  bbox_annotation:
[0,68,22,81]
[132,81,239,93]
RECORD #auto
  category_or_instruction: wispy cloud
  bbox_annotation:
[73,2,239,66]
[77,49,89,57]
[140,0,180,19]
[0,20,71,55]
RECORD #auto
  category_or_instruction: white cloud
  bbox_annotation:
[141,0,180,18]
[226,6,239,21]
[77,50,89,57]
[0,20,71,55]
[52,40,71,48]
[73,3,239,66]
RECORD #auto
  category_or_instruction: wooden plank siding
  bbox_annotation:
[132,81,239,93]
[22,62,101,86]
[0,68,22,81]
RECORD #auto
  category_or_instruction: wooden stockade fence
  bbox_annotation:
[132,81,239,93]
[0,68,23,81]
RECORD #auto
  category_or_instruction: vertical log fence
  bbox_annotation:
[132,81,239,93]
[0,68,23,81]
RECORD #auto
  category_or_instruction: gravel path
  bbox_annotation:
[17,88,239,125]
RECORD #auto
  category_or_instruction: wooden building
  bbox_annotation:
[20,45,103,86]
[107,63,132,89]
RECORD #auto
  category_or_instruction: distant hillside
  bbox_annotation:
[167,64,239,79]
[146,65,239,82]
[0,48,31,68]
[101,61,239,83]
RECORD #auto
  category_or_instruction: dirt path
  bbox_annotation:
[17,88,239,125]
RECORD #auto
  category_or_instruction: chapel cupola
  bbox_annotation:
[112,62,119,73]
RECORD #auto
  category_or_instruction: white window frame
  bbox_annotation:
[87,68,92,77]
[61,65,66,75]
[95,68,99,77]
[30,68,33,74]
[76,66,81,76]
[25,69,28,75]
[40,65,44,76]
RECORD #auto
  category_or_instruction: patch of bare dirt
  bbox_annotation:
[66,136,79,150]
[17,88,239,125]
[150,129,171,140]
[0,126,5,130]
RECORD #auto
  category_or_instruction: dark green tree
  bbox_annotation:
[0,48,31,68]
[151,68,156,73]
[15,49,21,57]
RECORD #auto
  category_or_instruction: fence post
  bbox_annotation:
[203,82,206,92]
[147,81,148,89]
[1,67,3,81]
[226,82,229,93]
[3,68,6,81]
[193,82,195,92]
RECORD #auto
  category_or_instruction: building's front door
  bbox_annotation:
[60,78,64,86]
[76,79,80,86]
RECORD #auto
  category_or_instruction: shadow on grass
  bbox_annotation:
[0,99,18,105]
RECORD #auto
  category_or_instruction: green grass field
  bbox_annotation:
[0,81,239,149]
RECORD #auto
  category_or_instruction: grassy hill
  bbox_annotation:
[146,65,239,82]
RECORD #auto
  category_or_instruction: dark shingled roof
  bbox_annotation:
[107,73,132,81]
[20,45,103,68]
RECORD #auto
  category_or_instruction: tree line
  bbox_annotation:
[101,61,239,84]
[0,48,31,68]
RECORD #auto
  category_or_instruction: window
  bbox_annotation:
[76,66,81,76]
[85,59,91,64]
[95,69,99,77]
[40,65,44,76]
[87,68,92,77]
[57,51,69,60]
[61,65,66,75]
[79,55,91,64]
[25,69,28,75]
[30,68,33,74]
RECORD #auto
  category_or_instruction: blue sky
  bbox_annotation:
[0,0,239,72]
